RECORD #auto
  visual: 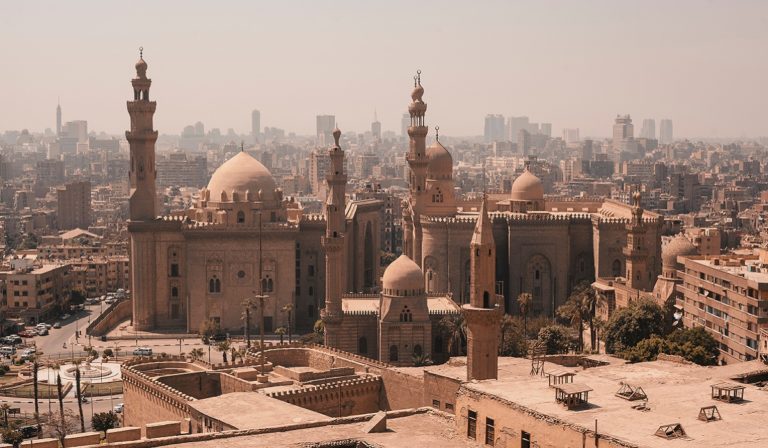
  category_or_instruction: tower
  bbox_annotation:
[406,70,429,267]
[126,47,157,221]
[462,195,501,380]
[624,191,651,291]
[251,109,261,143]
[321,126,347,347]
[56,99,62,136]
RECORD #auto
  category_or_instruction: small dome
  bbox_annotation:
[426,140,452,178]
[206,151,276,202]
[510,168,544,202]
[382,255,424,295]
[135,57,147,71]
[662,234,697,267]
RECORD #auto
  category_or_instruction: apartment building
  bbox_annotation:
[0,263,72,325]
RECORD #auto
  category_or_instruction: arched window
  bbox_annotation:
[389,345,398,362]
[399,306,412,322]
[237,211,245,224]
[413,344,422,357]
[612,259,622,277]
[483,291,490,309]
[209,278,215,293]
[171,287,179,298]
[214,277,221,293]
[358,337,368,355]
[267,278,274,292]
[261,278,267,293]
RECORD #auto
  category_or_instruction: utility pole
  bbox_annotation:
[254,212,269,382]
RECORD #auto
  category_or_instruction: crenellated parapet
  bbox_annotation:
[266,375,381,400]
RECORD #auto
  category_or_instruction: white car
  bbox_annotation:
[114,403,124,413]
[132,347,153,356]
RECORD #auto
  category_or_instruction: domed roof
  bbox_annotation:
[662,234,697,267]
[426,140,452,178]
[382,255,424,295]
[206,151,276,202]
[510,168,544,202]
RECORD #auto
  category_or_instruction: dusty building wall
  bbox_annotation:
[86,299,132,336]
[334,313,379,358]
[122,367,195,435]
[156,372,222,399]
[456,387,636,448]
[424,370,461,414]
[267,376,381,417]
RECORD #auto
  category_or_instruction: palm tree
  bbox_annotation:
[241,298,256,348]
[215,341,231,363]
[557,284,592,352]
[32,357,41,436]
[274,327,286,344]
[439,314,466,356]
[517,293,533,338]
[230,347,239,364]
[281,304,294,343]
[190,348,205,361]
[75,366,85,432]
[56,373,65,433]
[582,287,597,351]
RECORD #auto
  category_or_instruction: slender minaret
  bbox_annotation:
[406,70,428,267]
[56,99,62,136]
[321,127,347,347]
[624,190,650,291]
[126,47,157,221]
[463,195,501,380]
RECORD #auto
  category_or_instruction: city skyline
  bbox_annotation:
[1,0,767,139]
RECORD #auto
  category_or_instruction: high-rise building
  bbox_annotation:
[316,115,336,146]
[507,116,530,141]
[371,111,381,141]
[483,114,505,143]
[63,120,88,143]
[57,181,92,230]
[401,113,410,139]
[640,118,656,139]
[660,119,674,144]
[156,152,208,188]
[309,149,330,198]
[539,123,552,138]
[612,114,636,154]
[563,128,580,144]
[251,110,261,143]
[56,100,62,136]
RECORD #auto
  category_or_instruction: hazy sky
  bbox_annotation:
[2,0,767,139]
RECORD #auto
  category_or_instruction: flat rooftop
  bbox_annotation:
[446,357,768,447]
[188,392,332,430]
[171,411,475,448]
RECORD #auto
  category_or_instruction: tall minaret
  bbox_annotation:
[406,70,428,267]
[463,195,501,380]
[56,99,62,136]
[624,190,650,291]
[321,126,347,347]
[126,47,158,222]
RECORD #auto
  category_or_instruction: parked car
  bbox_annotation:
[18,329,37,338]
[36,323,52,330]
[0,346,17,356]
[132,347,153,356]
[20,348,36,361]
[52,322,61,329]
[114,403,124,413]
[3,335,22,345]
[105,298,116,304]
[19,425,39,438]
[36,327,48,336]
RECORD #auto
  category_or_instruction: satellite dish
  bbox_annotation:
[673,311,683,321]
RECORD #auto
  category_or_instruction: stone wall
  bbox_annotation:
[267,376,381,417]
[424,370,461,414]
[456,386,637,448]
[156,372,222,399]
[121,361,196,433]
[86,299,132,337]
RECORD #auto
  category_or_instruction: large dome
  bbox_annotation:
[510,168,544,202]
[426,140,452,179]
[662,234,697,267]
[206,151,276,202]
[382,255,424,296]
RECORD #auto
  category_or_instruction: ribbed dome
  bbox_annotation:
[662,234,697,267]
[206,151,276,202]
[510,169,544,202]
[426,140,452,179]
[382,255,424,295]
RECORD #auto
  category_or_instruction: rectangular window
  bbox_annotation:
[308,265,315,277]
[467,410,477,439]
[170,263,179,277]
[521,431,531,448]
[445,403,454,411]
[485,418,495,446]
[432,399,440,408]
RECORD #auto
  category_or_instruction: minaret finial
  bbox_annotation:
[435,126,440,142]
[416,69,421,85]
[139,46,143,58]
[332,125,341,148]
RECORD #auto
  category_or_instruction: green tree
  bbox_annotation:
[281,304,294,343]
[665,327,720,365]
[604,299,665,354]
[56,373,65,428]
[190,348,205,361]
[274,327,286,344]
[516,293,532,338]
[103,348,114,358]
[91,411,119,436]
[556,283,594,352]
[499,315,527,357]
[622,335,667,363]
[412,353,433,367]
[439,314,466,356]
[536,325,570,354]
[241,297,257,348]
[1,428,23,447]
[32,358,41,435]
[215,341,231,363]
[75,366,85,432]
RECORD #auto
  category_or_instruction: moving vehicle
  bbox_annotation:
[114,403,124,413]
[132,347,153,356]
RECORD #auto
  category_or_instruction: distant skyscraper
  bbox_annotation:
[251,109,261,143]
[194,121,205,136]
[540,123,552,138]
[57,180,92,230]
[507,116,530,141]
[63,120,88,143]
[612,114,636,154]
[371,111,381,141]
[660,119,674,144]
[640,118,656,139]
[484,114,505,143]
[316,114,335,146]
[563,128,580,144]
[56,100,62,136]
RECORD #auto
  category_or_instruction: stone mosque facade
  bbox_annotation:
[127,54,383,334]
